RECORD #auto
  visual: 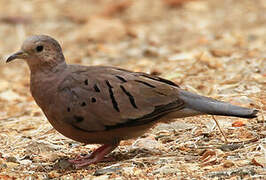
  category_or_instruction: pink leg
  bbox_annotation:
[69,144,109,162]
[69,143,118,168]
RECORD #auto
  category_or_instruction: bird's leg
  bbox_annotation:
[70,144,109,161]
[69,142,119,167]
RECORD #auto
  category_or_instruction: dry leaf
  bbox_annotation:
[200,150,216,162]
[162,0,196,7]
[251,157,265,168]
[232,121,245,127]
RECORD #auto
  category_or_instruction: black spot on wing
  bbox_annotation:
[115,75,127,83]
[135,80,156,88]
[81,102,86,107]
[106,80,120,112]
[91,97,96,103]
[94,84,100,92]
[120,85,138,109]
[74,115,84,123]
[84,79,88,85]
[106,80,113,88]
[141,74,179,87]
[67,107,71,112]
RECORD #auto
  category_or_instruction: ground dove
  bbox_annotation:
[6,35,258,167]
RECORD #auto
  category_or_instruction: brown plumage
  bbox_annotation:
[6,35,258,167]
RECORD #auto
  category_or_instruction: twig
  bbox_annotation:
[211,115,228,143]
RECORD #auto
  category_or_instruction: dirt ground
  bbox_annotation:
[0,0,265,179]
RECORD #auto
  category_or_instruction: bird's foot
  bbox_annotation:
[69,144,117,168]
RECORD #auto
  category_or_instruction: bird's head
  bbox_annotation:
[6,35,65,72]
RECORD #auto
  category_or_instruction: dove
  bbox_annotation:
[6,35,258,167]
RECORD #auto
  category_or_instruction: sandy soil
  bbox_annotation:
[0,0,265,179]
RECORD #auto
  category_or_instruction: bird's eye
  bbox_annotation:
[36,45,44,52]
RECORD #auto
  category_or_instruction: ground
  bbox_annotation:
[0,0,265,179]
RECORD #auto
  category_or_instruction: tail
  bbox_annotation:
[178,89,258,118]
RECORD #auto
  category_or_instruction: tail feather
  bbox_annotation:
[178,89,258,119]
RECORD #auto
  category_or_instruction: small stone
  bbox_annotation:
[157,157,177,164]
[143,47,159,57]
[0,90,22,101]
[196,52,223,69]
[153,165,179,175]
[122,167,135,175]
[48,170,61,179]
[222,160,235,168]
[132,136,162,150]
[53,159,73,169]
[210,49,233,57]
[94,165,121,176]
[6,162,19,168]
[45,153,61,162]
[19,159,32,166]
[0,163,7,170]
[219,144,244,151]
[5,156,18,163]
[168,52,194,61]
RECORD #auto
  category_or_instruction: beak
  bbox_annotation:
[6,50,28,63]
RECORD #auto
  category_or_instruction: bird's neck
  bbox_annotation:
[28,58,67,75]
[29,60,68,110]
[29,60,67,89]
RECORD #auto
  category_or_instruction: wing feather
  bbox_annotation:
[57,65,184,132]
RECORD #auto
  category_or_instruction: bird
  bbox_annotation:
[6,35,258,167]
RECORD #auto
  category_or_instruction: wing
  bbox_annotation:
[57,65,184,132]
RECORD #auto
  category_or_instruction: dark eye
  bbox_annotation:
[36,45,43,52]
